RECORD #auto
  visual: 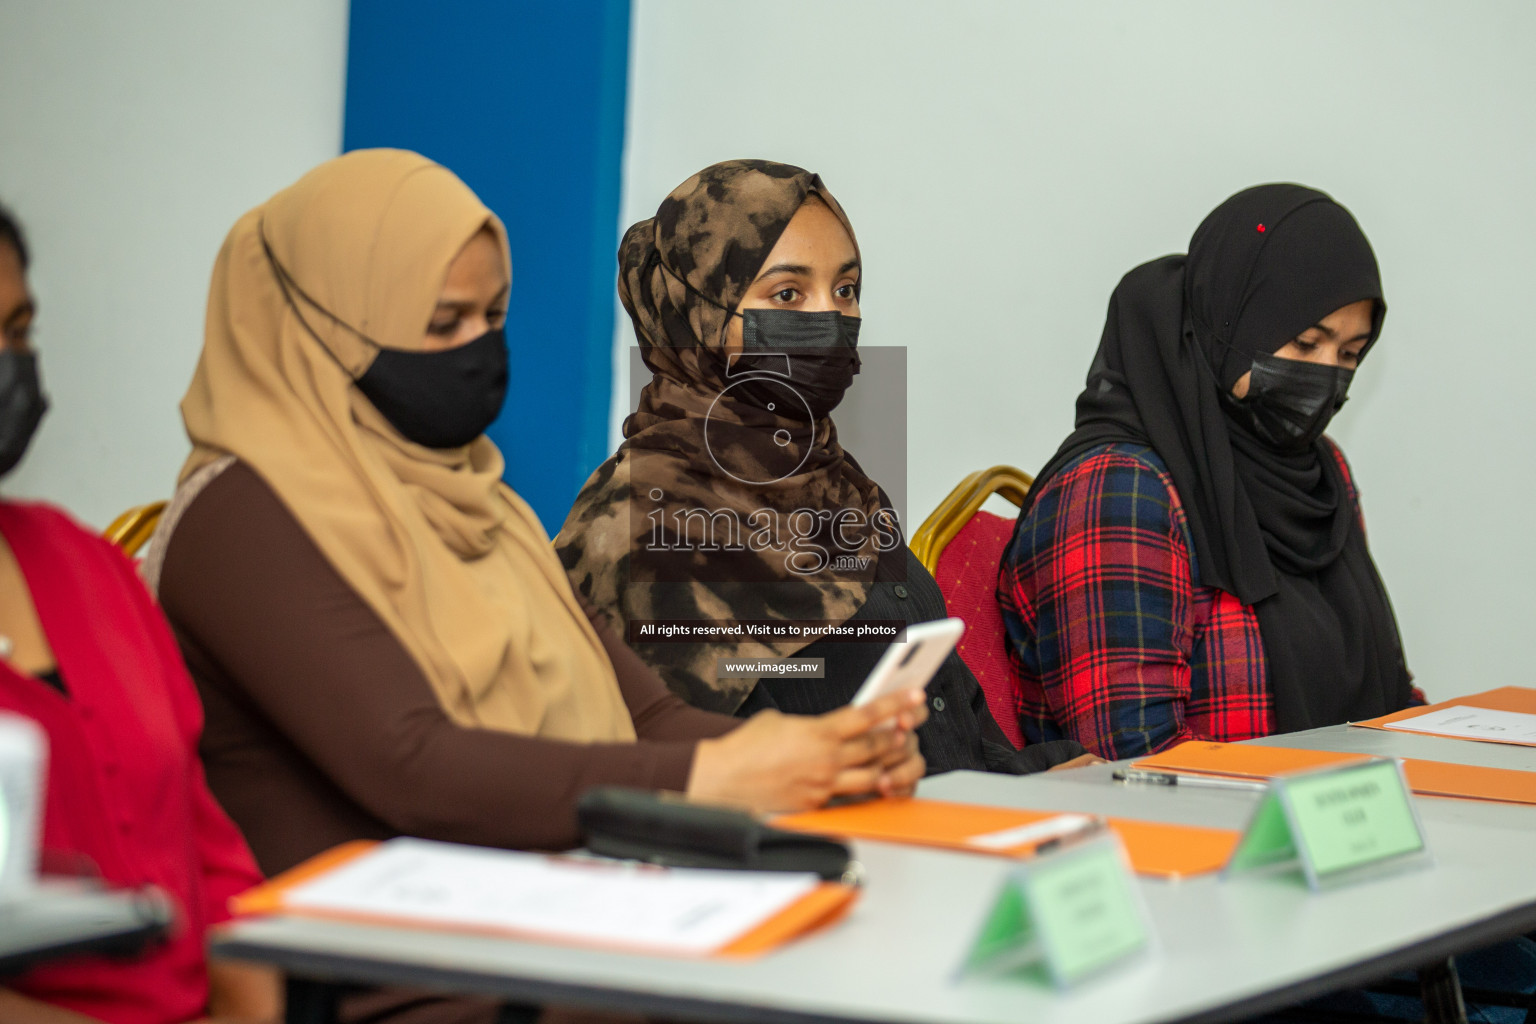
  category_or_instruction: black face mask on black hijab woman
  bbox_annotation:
[1023,184,1412,733]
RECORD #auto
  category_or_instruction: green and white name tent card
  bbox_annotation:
[1225,757,1431,890]
[959,830,1153,989]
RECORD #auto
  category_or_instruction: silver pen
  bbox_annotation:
[1112,768,1267,792]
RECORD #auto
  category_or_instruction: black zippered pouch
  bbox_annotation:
[576,787,854,882]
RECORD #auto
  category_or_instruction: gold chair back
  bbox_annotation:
[910,466,1033,574]
[103,501,167,558]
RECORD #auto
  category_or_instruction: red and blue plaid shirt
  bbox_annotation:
[998,440,1375,760]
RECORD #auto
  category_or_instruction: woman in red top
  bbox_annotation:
[0,203,278,1023]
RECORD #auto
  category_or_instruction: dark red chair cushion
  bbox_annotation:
[932,510,1024,748]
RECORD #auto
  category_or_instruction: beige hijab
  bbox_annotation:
[177,148,634,742]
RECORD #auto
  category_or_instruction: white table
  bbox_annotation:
[214,723,1536,1024]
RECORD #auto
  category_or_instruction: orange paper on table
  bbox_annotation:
[229,840,856,960]
[1353,687,1536,746]
[773,798,1238,879]
[1134,740,1536,807]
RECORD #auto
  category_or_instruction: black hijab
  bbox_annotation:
[1016,184,1412,732]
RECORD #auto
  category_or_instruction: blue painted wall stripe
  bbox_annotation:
[342,0,629,531]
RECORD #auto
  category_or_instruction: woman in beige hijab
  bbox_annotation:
[151,150,924,1024]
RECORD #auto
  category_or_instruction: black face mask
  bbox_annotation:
[260,227,509,450]
[355,327,510,449]
[1223,353,1353,453]
[729,309,860,421]
[0,352,48,477]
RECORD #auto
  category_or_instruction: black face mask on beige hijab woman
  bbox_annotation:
[355,327,509,449]
[262,230,510,449]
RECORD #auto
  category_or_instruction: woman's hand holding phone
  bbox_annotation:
[687,690,928,813]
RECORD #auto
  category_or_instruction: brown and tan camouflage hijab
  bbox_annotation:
[555,160,895,713]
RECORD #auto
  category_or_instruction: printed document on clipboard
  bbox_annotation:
[1355,687,1536,748]
[231,837,856,959]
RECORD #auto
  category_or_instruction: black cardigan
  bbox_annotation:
[736,546,1084,774]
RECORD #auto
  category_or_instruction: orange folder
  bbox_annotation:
[1353,687,1536,747]
[1134,740,1536,807]
[1132,741,1370,779]
[773,798,1238,879]
[229,841,857,960]
[1400,760,1536,806]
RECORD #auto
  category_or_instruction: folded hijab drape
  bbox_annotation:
[1013,184,1412,732]
[176,148,634,742]
[556,159,891,713]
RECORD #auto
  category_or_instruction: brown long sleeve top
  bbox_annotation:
[158,460,739,877]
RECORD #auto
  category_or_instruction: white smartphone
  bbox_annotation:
[849,617,965,708]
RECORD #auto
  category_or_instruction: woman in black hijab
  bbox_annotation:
[998,183,1417,759]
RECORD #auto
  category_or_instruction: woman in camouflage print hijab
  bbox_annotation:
[556,160,893,714]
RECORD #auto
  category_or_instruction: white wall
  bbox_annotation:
[619,0,1536,701]
[0,0,348,527]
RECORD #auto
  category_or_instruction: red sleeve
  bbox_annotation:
[999,450,1203,759]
